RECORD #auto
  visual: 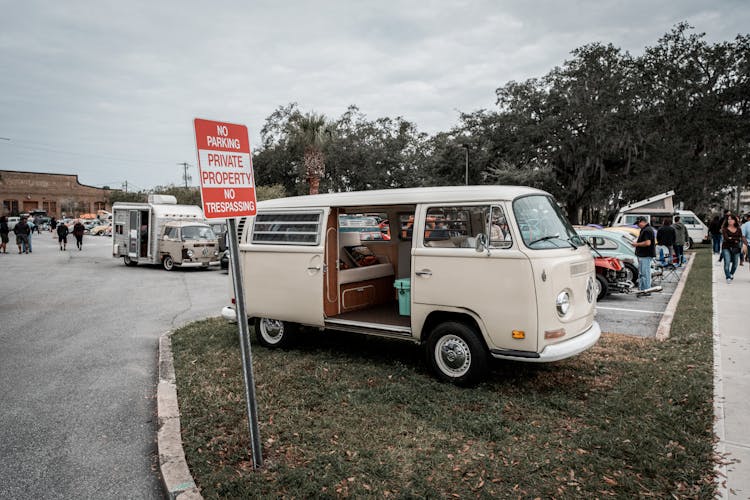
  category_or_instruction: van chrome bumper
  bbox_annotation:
[490,321,601,363]
[178,260,220,268]
[221,306,237,323]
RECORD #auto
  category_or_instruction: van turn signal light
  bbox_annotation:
[512,330,525,339]
[544,328,566,339]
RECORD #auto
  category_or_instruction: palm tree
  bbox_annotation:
[290,113,330,195]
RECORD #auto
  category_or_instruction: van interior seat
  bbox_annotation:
[338,231,394,285]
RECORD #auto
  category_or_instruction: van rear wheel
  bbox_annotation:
[123,256,138,267]
[255,318,297,348]
[427,322,487,386]
[162,256,175,271]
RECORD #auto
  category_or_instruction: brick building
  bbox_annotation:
[0,170,111,218]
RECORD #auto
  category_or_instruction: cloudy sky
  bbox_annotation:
[1,0,748,190]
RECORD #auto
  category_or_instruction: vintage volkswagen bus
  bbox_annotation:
[223,186,600,385]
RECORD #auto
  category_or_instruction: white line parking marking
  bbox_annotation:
[596,306,663,314]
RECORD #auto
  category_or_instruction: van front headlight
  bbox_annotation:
[187,249,194,257]
[556,291,571,316]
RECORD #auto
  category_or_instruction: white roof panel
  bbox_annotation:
[257,185,547,210]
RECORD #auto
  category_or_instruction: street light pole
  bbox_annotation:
[461,144,469,185]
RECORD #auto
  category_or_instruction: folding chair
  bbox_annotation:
[653,245,679,283]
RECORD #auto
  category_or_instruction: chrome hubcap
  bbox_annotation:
[435,335,471,377]
[260,319,284,343]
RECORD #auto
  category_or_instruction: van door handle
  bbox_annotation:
[415,269,432,277]
[307,265,321,271]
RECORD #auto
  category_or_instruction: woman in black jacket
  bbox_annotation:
[0,216,9,254]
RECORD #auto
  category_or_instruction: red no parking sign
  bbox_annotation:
[193,117,263,469]
[194,118,257,219]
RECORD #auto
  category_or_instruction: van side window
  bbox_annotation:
[399,214,415,241]
[489,205,512,248]
[681,216,697,224]
[423,206,488,248]
[252,212,322,245]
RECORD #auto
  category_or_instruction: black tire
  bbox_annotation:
[595,274,608,301]
[426,321,488,386]
[623,262,638,284]
[255,318,297,349]
[123,256,138,267]
[162,255,175,271]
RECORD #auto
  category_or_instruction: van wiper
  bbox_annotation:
[528,234,560,246]
[528,233,578,250]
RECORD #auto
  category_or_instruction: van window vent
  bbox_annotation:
[237,217,247,244]
[251,212,322,245]
[570,261,592,277]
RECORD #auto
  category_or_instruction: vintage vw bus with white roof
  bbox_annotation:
[223,186,601,385]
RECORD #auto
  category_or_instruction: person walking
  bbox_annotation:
[13,216,31,254]
[741,214,750,265]
[631,216,656,295]
[72,219,85,250]
[57,221,69,250]
[26,218,35,253]
[0,216,9,254]
[673,215,689,266]
[709,215,722,255]
[720,214,744,283]
[657,217,676,264]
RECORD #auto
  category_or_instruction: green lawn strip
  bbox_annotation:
[171,253,715,498]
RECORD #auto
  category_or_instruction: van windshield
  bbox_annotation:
[181,225,216,241]
[513,195,583,249]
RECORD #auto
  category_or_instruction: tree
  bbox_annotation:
[289,112,331,195]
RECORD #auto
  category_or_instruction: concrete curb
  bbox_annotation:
[655,252,696,341]
[157,332,203,499]
[712,261,729,499]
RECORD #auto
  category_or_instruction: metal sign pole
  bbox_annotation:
[227,218,263,469]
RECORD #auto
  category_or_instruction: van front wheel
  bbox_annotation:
[123,256,137,267]
[162,256,175,271]
[427,322,487,386]
[255,318,297,348]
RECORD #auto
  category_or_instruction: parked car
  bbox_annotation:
[7,216,20,230]
[575,227,639,283]
[83,219,104,233]
[90,224,111,236]
[593,255,633,301]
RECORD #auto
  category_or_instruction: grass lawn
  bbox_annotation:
[171,247,715,498]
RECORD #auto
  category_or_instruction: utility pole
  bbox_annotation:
[178,162,192,188]
[122,180,128,193]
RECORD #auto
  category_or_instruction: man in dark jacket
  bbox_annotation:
[657,217,676,264]
[12,216,31,254]
[57,221,69,251]
[631,216,656,294]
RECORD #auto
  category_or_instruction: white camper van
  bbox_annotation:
[612,191,709,248]
[112,195,220,270]
[222,186,601,385]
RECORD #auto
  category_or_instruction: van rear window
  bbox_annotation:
[251,212,322,245]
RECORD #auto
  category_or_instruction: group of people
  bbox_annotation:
[630,210,750,294]
[708,210,750,283]
[0,215,87,254]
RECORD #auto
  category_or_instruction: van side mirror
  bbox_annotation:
[475,233,488,253]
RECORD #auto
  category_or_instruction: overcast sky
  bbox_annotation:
[1,0,748,190]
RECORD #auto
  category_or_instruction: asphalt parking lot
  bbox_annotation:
[594,262,686,337]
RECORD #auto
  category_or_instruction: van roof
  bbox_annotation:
[258,185,548,210]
